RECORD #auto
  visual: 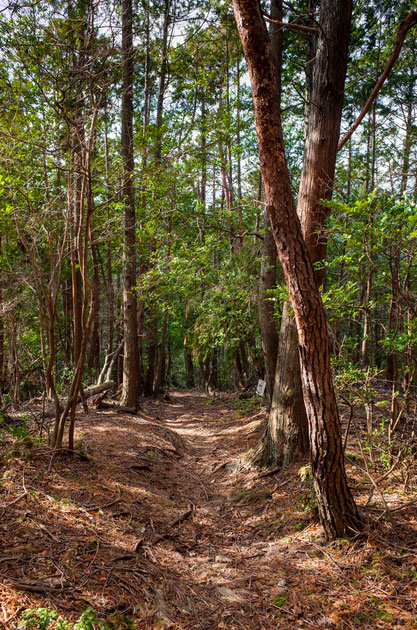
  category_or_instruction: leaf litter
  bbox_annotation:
[0,391,416,629]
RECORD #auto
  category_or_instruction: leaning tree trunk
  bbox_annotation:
[232,0,360,539]
[249,0,353,468]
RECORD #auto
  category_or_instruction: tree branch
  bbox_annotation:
[262,13,317,35]
[338,10,417,152]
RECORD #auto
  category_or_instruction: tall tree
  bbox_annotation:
[121,0,141,408]
[257,0,280,407]
[232,0,360,539]
[250,0,353,468]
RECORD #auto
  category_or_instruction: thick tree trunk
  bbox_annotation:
[251,301,308,467]
[250,0,352,468]
[256,0,280,409]
[121,0,140,409]
[258,206,279,405]
[232,0,360,538]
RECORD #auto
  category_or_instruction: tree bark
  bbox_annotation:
[250,0,353,468]
[257,0,280,408]
[184,347,194,388]
[104,115,115,361]
[258,206,279,406]
[251,301,308,467]
[232,0,360,539]
[87,236,100,374]
[121,0,140,409]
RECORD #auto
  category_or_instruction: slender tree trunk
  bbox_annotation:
[361,263,373,369]
[184,348,194,388]
[153,313,168,396]
[62,259,73,363]
[0,243,4,396]
[144,312,158,396]
[121,0,140,408]
[235,348,245,388]
[144,0,170,396]
[251,302,308,467]
[400,83,414,194]
[232,0,360,538]
[71,195,83,366]
[87,236,100,374]
[104,116,115,359]
[10,317,19,403]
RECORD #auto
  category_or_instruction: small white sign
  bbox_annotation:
[256,379,266,396]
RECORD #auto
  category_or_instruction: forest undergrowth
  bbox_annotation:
[0,391,416,630]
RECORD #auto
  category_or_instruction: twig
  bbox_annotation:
[375,448,405,485]
[150,506,194,545]
[340,394,354,452]
[381,496,417,516]
[212,462,227,473]
[0,575,72,594]
[88,485,122,512]
[257,466,281,479]
[1,491,27,512]
[351,418,394,524]
[169,507,193,528]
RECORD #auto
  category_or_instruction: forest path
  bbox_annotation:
[73,390,285,629]
[2,391,416,629]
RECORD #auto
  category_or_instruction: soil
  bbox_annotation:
[0,391,416,629]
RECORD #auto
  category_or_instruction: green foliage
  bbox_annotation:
[1,0,417,410]
[0,413,31,439]
[272,595,288,608]
[18,608,70,630]
[73,608,111,630]
[18,607,133,630]
[6,434,34,462]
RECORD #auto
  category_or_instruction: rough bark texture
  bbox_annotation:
[251,0,352,468]
[258,207,279,406]
[232,0,360,538]
[256,0,280,409]
[121,0,140,409]
[299,0,352,272]
[251,302,308,467]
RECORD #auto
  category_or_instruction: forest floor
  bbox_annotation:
[0,391,417,629]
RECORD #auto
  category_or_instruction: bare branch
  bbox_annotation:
[338,10,417,152]
[262,13,317,35]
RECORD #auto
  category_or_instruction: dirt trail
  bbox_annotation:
[1,391,417,629]
[76,391,283,628]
